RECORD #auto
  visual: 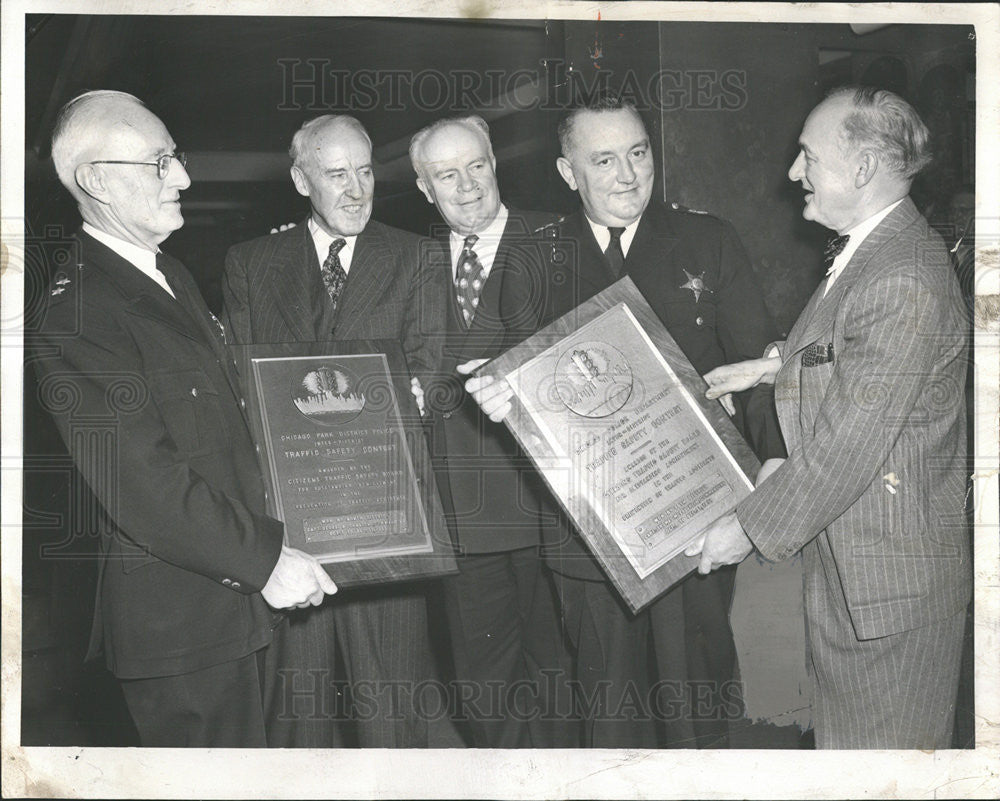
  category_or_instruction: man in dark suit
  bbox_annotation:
[695,87,971,748]
[407,116,572,747]
[466,96,781,748]
[31,90,335,747]
[221,115,436,748]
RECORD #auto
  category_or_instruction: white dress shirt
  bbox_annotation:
[82,222,175,298]
[308,217,358,274]
[449,204,509,282]
[586,213,641,258]
[824,198,904,295]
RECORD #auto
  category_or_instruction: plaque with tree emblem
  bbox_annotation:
[235,340,455,587]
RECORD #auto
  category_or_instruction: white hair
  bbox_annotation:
[288,115,372,168]
[408,115,494,179]
[50,90,146,195]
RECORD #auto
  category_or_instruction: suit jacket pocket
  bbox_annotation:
[146,368,228,455]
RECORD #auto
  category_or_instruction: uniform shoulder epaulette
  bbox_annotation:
[532,216,567,235]
[48,264,83,299]
[670,201,710,215]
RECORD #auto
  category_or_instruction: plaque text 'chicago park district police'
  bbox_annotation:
[236,340,455,589]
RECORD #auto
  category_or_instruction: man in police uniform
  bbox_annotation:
[466,95,782,748]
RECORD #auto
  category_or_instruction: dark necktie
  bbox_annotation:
[320,238,348,316]
[605,227,626,278]
[823,234,850,275]
[455,234,485,327]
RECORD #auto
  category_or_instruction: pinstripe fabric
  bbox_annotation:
[806,540,965,749]
[222,220,435,747]
[736,198,971,747]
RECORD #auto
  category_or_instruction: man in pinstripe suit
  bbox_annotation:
[221,115,435,747]
[693,87,971,749]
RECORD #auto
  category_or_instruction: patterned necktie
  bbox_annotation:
[823,234,850,275]
[605,227,626,277]
[320,238,348,316]
[455,234,485,327]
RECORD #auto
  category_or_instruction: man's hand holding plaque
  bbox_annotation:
[468,279,764,613]
[458,358,512,422]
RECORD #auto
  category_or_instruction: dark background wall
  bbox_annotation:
[21,15,975,746]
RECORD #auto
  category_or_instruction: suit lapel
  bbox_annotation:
[563,211,616,294]
[79,233,204,344]
[334,224,394,338]
[456,217,516,357]
[623,204,680,281]
[788,198,920,358]
[154,250,248,403]
[266,223,327,341]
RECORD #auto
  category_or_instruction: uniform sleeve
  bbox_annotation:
[31,299,283,592]
[712,219,785,459]
[714,219,780,363]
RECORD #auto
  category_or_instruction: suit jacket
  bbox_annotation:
[221,219,428,368]
[530,201,781,579]
[416,209,561,554]
[737,197,971,640]
[31,232,283,679]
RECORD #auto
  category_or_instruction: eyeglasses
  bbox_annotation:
[89,152,187,180]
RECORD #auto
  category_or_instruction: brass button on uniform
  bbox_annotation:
[222,578,232,586]
[695,316,704,327]
[231,581,242,590]
[190,387,199,397]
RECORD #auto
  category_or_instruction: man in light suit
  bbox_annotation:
[465,96,782,748]
[407,116,573,747]
[222,115,434,747]
[694,86,971,749]
[32,90,335,747]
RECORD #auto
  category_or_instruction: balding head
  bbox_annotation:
[51,90,147,200]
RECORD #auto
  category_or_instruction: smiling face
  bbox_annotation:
[788,96,862,234]
[556,108,654,227]
[415,122,501,236]
[292,120,374,237]
[95,104,190,250]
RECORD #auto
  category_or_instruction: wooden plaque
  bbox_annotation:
[234,340,455,588]
[477,278,759,613]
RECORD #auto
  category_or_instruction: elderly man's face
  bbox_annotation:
[788,96,861,234]
[556,108,654,228]
[97,105,190,250]
[292,122,374,237]
[416,123,501,236]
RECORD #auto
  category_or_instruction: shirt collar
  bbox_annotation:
[81,222,175,298]
[83,222,159,272]
[308,217,358,273]
[585,212,641,258]
[824,198,904,294]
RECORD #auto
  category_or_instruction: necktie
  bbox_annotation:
[149,251,177,299]
[823,234,850,275]
[320,238,348,316]
[605,227,626,278]
[455,234,485,327]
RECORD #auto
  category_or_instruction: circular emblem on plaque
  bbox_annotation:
[292,364,366,425]
[554,341,633,418]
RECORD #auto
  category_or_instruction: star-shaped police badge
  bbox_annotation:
[680,269,713,303]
